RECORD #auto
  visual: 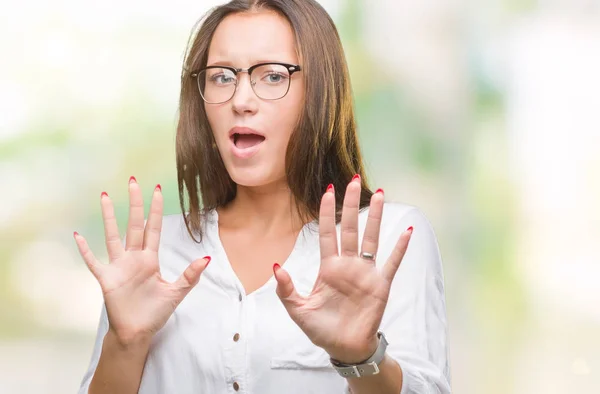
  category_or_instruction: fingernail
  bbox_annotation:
[101,191,108,198]
[375,188,384,195]
[155,184,161,192]
[129,176,137,184]
[203,255,211,267]
[73,231,79,238]
[352,174,360,182]
[407,226,414,232]
[326,183,334,193]
[273,263,281,273]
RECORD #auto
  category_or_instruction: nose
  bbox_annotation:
[231,72,258,115]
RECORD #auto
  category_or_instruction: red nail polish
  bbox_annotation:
[273,263,281,273]
[203,255,211,266]
[326,183,334,193]
[155,184,161,192]
[375,188,384,195]
[73,231,79,238]
[407,226,414,232]
[352,174,360,181]
[101,191,108,198]
[129,176,137,184]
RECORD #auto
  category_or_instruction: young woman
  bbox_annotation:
[75,1,451,393]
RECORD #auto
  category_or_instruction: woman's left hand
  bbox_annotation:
[273,175,413,364]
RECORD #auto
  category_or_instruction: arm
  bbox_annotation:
[345,207,451,394]
[75,182,209,393]
[88,328,151,394]
[78,304,151,394]
[78,225,149,394]
[346,353,404,394]
[273,180,451,394]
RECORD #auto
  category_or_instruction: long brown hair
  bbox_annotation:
[176,0,374,243]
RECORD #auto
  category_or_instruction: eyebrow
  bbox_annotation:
[206,59,297,68]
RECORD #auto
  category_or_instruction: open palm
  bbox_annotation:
[274,176,413,364]
[73,178,210,345]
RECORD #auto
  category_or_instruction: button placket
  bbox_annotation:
[209,210,249,392]
[223,286,247,393]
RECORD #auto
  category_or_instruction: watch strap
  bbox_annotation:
[330,331,389,378]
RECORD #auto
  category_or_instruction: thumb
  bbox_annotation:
[273,263,303,311]
[173,255,211,297]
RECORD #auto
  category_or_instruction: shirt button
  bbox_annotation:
[233,333,240,342]
[238,293,243,302]
[233,382,240,391]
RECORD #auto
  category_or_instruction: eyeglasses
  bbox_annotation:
[190,62,302,104]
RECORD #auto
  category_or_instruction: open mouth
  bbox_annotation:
[232,133,266,149]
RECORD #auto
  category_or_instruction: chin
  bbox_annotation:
[228,169,285,189]
[229,169,271,187]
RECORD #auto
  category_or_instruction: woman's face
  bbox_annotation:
[204,10,304,188]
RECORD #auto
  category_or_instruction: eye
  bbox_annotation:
[210,73,236,85]
[262,72,287,84]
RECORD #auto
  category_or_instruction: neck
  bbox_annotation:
[217,180,306,235]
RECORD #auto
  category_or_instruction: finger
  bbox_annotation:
[125,176,145,251]
[173,256,211,296]
[273,263,304,312]
[100,191,124,261]
[359,189,384,264]
[382,227,413,283]
[143,184,164,252]
[74,231,103,280]
[319,184,338,260]
[340,175,361,257]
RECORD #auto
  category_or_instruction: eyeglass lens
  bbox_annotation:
[197,64,292,103]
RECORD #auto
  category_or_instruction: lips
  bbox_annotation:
[233,133,265,149]
[228,126,264,138]
[229,126,265,159]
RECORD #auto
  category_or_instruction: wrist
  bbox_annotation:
[327,334,380,365]
[329,332,390,379]
[105,327,153,353]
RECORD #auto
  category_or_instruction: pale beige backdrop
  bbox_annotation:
[1,0,599,393]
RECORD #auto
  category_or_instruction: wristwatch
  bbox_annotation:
[330,331,389,378]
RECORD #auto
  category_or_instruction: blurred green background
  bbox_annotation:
[1,0,599,393]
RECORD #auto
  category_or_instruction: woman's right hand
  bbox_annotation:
[74,176,210,347]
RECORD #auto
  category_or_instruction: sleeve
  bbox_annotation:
[77,233,129,394]
[77,302,110,394]
[344,206,452,393]
[386,207,451,393]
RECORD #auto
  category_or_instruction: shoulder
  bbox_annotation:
[159,212,188,244]
[366,202,441,260]
[368,201,434,235]
[151,211,215,280]
[380,201,419,221]
[378,201,444,270]
[159,210,215,244]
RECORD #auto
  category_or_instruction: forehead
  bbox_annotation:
[207,10,298,67]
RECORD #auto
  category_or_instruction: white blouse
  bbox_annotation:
[78,202,451,394]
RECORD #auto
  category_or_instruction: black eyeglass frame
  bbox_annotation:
[190,62,302,104]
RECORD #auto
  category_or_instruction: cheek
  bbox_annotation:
[204,105,216,127]
[204,105,226,140]
[274,92,304,140]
